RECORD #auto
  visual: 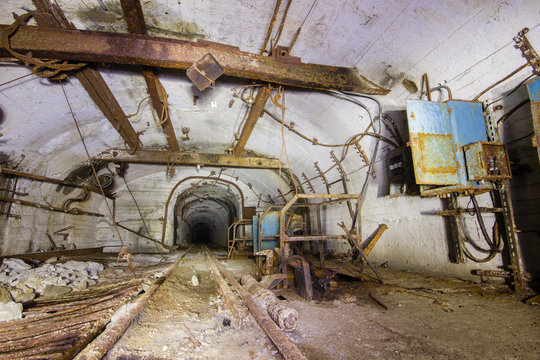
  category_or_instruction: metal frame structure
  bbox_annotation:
[227,219,253,259]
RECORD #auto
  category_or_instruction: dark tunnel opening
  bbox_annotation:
[191,222,212,244]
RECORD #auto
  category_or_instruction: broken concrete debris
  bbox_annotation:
[0,257,105,320]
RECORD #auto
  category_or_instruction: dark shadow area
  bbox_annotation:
[191,222,212,245]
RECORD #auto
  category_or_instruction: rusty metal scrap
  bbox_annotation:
[0,277,144,360]
[241,274,298,331]
[94,149,282,169]
[313,162,330,193]
[0,24,388,94]
[205,249,308,360]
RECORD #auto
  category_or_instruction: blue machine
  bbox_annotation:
[526,77,540,163]
[406,100,496,196]
[252,211,280,253]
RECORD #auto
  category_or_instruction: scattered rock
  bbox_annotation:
[40,285,72,297]
[9,288,35,304]
[0,286,13,303]
[86,262,104,273]
[0,301,22,322]
[3,258,31,271]
[341,295,357,303]
[191,275,199,286]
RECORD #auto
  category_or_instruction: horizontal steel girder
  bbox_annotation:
[94,149,283,169]
[0,25,389,94]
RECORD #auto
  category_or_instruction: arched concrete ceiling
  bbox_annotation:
[0,0,539,187]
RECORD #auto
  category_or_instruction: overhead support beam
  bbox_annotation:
[31,1,141,151]
[0,25,388,94]
[233,86,272,156]
[94,149,283,169]
[120,0,179,151]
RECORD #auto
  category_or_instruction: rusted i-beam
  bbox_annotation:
[0,24,388,94]
[93,149,282,169]
[233,85,272,156]
[32,0,142,152]
[120,0,179,151]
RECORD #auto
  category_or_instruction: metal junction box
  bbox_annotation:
[406,100,493,196]
[463,142,512,181]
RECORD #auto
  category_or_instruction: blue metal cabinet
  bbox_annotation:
[406,100,491,195]
[252,211,280,253]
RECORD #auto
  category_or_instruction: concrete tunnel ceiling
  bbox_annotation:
[0,0,538,275]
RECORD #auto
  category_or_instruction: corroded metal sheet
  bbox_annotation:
[526,77,540,163]
[406,101,458,185]
[446,101,487,185]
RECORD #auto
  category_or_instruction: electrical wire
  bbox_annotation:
[472,62,530,101]
[460,194,502,263]
[59,80,132,267]
[0,72,33,87]
[485,74,536,107]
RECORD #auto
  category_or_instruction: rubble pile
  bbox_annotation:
[0,258,105,321]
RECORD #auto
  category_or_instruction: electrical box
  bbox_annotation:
[406,100,493,196]
[464,142,512,181]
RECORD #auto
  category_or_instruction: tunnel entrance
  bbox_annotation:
[172,183,241,248]
[191,222,212,244]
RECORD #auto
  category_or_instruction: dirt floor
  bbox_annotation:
[105,247,540,360]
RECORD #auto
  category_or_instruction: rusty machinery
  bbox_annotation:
[403,68,531,291]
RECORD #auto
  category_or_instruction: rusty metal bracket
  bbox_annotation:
[514,28,540,75]
[313,162,330,193]
[301,172,315,193]
[330,150,349,181]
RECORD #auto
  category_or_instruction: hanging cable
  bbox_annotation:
[473,62,530,101]
[121,175,167,258]
[460,193,502,263]
[59,80,133,267]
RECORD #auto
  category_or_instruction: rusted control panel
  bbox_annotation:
[406,100,508,196]
[464,142,512,181]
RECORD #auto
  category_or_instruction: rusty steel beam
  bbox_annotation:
[32,1,141,151]
[0,24,388,94]
[233,85,272,156]
[120,0,179,151]
[94,149,282,169]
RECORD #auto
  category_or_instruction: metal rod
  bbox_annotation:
[0,195,104,217]
[74,246,192,360]
[0,167,113,199]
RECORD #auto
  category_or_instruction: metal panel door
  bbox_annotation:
[406,100,459,185]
